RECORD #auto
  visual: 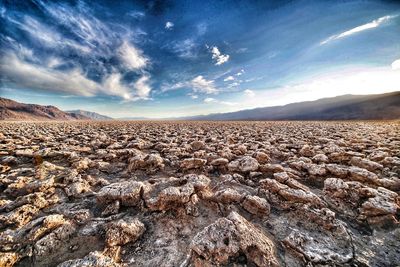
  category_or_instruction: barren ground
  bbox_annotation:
[0,121,399,267]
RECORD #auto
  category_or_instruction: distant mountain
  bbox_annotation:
[182,91,400,121]
[0,97,90,121]
[67,109,113,120]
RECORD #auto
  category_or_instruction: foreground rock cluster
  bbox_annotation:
[0,121,399,266]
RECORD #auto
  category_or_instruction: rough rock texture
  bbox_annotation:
[190,211,279,266]
[0,121,399,266]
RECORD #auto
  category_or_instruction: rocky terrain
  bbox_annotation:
[0,121,399,267]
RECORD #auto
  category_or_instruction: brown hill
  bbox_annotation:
[0,97,90,121]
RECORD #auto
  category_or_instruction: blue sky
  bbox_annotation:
[0,0,399,118]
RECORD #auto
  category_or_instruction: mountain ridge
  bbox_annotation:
[66,109,113,120]
[179,91,400,121]
[0,97,89,121]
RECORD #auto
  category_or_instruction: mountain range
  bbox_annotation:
[0,97,89,121]
[67,110,113,120]
[1,91,399,121]
[181,91,400,121]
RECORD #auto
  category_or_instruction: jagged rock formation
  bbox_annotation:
[0,121,399,266]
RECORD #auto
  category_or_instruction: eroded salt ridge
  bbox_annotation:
[0,121,399,267]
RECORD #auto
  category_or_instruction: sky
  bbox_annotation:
[0,0,399,118]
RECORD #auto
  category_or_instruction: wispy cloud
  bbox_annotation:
[6,15,91,53]
[320,15,398,45]
[0,52,150,101]
[167,39,198,58]
[223,76,235,82]
[203,97,237,106]
[244,89,255,97]
[118,40,149,71]
[191,75,218,94]
[134,75,152,99]
[161,75,218,95]
[236,69,245,76]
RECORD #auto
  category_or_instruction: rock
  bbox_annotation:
[210,158,229,166]
[259,164,285,174]
[34,222,76,258]
[260,178,324,208]
[145,183,195,211]
[185,173,211,192]
[326,164,348,178]
[349,166,380,184]
[105,217,145,246]
[96,181,148,206]
[57,251,120,267]
[228,156,259,172]
[180,158,207,170]
[283,229,353,265]
[253,151,271,164]
[0,252,19,267]
[242,195,270,216]
[101,201,120,216]
[213,188,244,204]
[299,145,314,157]
[312,154,329,163]
[350,156,383,172]
[190,211,279,266]
[191,140,205,151]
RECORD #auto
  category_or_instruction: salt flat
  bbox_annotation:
[0,121,399,266]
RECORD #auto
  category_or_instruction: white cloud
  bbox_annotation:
[210,46,230,65]
[134,75,152,99]
[223,76,235,82]
[320,15,398,45]
[191,95,199,99]
[168,39,198,58]
[244,89,255,97]
[1,53,98,96]
[118,40,148,71]
[204,97,216,103]
[46,57,63,68]
[392,58,400,70]
[35,0,112,49]
[128,11,145,19]
[165,21,174,30]
[236,69,245,76]
[8,15,91,53]
[191,75,218,94]
[227,82,241,88]
[102,73,133,100]
[203,97,237,106]
[0,52,152,101]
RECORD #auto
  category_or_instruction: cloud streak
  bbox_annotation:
[0,52,151,101]
[203,97,237,106]
[320,15,398,45]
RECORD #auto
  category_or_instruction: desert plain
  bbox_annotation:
[0,120,399,267]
